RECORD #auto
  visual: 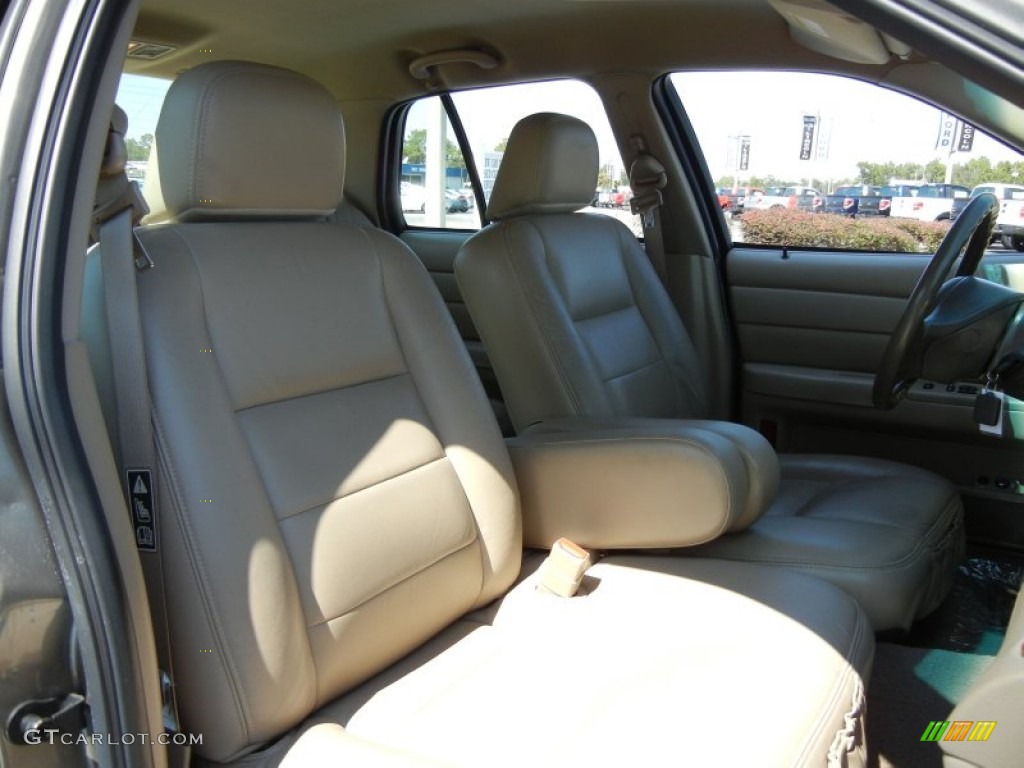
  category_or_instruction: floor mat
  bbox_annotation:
[867,643,994,768]
[905,555,1022,654]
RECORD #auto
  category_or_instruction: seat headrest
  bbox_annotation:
[151,61,345,222]
[487,113,599,220]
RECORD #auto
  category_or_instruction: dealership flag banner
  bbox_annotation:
[799,115,816,160]
[936,112,958,151]
[739,136,750,171]
[957,122,975,153]
[935,112,976,153]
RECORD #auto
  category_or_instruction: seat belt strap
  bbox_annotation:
[628,138,669,285]
[94,109,188,765]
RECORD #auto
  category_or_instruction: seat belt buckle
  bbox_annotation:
[537,538,592,597]
[133,231,154,271]
[160,670,192,767]
[160,669,181,734]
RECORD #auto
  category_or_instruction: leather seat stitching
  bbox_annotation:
[233,371,410,415]
[153,415,260,741]
[794,603,869,765]
[307,535,481,629]
[613,219,707,415]
[508,220,586,416]
[168,227,320,728]
[276,455,449,523]
[600,357,665,385]
[368,227,487,596]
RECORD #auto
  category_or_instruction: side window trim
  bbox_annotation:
[441,93,488,225]
[390,96,479,233]
[654,74,731,257]
[379,99,413,232]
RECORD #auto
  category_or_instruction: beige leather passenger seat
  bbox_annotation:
[86,62,875,766]
[455,112,965,633]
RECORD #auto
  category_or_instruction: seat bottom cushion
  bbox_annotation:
[687,454,965,632]
[223,554,873,768]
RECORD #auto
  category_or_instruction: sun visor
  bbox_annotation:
[768,0,893,65]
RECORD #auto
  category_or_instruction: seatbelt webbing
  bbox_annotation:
[628,143,669,286]
[97,203,187,763]
[99,211,154,471]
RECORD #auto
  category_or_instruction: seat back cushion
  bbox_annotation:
[138,218,520,763]
[102,61,522,762]
[457,211,708,431]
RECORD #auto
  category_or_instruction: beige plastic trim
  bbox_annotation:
[768,0,890,65]
[744,363,874,407]
[408,49,499,90]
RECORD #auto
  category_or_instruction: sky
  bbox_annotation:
[118,71,1023,184]
[672,72,1022,183]
[116,74,172,137]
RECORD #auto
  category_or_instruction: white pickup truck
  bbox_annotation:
[950,183,1024,251]
[746,185,822,212]
[889,183,970,222]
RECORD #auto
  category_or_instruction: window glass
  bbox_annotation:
[450,80,640,235]
[115,74,172,187]
[671,72,1024,252]
[401,97,478,229]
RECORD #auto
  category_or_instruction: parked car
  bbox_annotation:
[889,182,971,221]
[821,184,887,217]
[400,181,426,212]
[952,183,1024,251]
[747,185,823,212]
[721,185,764,214]
[877,184,920,216]
[445,188,471,213]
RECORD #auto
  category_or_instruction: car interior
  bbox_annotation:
[2,1,1024,767]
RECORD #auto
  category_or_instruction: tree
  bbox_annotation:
[951,156,1024,188]
[494,137,509,152]
[402,128,465,167]
[857,161,927,186]
[125,133,153,161]
[923,159,946,183]
[598,165,615,190]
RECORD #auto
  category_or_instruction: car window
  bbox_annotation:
[671,71,1024,252]
[400,97,478,230]
[115,74,172,188]
[404,80,639,235]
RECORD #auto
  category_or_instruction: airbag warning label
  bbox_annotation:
[126,469,156,551]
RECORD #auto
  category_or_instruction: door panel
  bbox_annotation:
[727,246,1024,550]
[397,228,512,419]
[729,246,928,384]
[0,391,82,767]
[400,229,481,360]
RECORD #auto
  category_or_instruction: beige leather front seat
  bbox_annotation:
[85,63,876,766]
[455,112,965,632]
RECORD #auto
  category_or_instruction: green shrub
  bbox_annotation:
[885,217,951,252]
[737,209,949,252]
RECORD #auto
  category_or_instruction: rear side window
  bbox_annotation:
[398,80,639,235]
[671,71,1024,252]
[115,74,172,187]
[400,97,478,230]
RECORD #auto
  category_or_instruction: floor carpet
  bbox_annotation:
[905,555,1022,654]
[867,643,994,768]
[865,554,1020,767]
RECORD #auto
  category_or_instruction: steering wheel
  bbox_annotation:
[873,192,1000,409]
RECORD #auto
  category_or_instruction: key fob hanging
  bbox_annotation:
[974,388,1005,436]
